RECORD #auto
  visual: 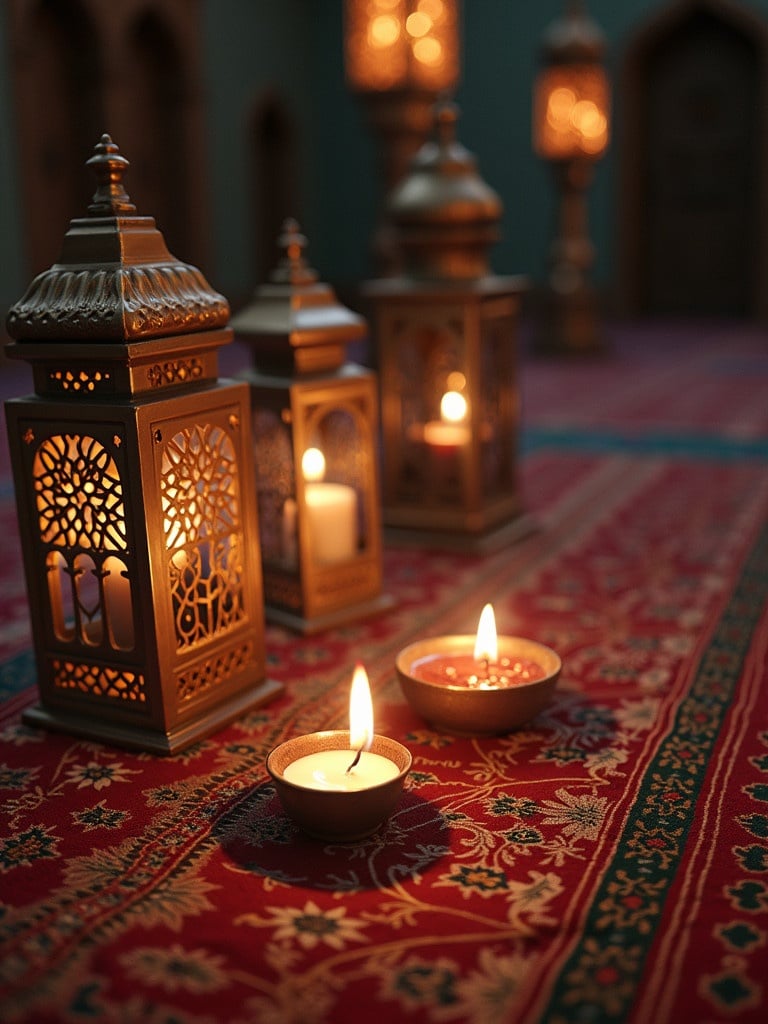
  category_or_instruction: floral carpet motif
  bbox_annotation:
[1,325,768,1023]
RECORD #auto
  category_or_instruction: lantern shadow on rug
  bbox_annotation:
[216,783,450,891]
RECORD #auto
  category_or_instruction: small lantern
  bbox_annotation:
[231,220,392,633]
[365,102,529,548]
[344,0,460,269]
[3,135,281,755]
[532,0,610,353]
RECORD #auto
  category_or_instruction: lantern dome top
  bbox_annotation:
[387,100,502,280]
[231,219,366,375]
[6,134,229,343]
[541,1,606,65]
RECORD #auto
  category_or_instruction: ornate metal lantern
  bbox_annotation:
[4,135,281,754]
[231,220,392,633]
[532,0,610,353]
[365,102,528,548]
[344,0,460,269]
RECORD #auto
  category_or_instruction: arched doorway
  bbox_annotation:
[618,0,768,319]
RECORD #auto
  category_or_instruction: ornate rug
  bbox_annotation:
[1,324,767,1023]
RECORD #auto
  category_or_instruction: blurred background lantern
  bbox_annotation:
[365,101,529,549]
[532,0,610,354]
[232,219,392,633]
[3,135,281,755]
[344,0,460,270]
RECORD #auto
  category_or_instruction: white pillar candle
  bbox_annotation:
[304,481,358,563]
[283,748,400,791]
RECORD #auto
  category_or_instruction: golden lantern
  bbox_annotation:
[344,0,460,269]
[3,135,281,755]
[365,102,529,548]
[232,220,392,633]
[532,0,610,354]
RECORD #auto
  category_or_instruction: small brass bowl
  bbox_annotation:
[396,635,561,736]
[266,730,412,842]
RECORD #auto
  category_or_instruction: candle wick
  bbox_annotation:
[346,745,364,774]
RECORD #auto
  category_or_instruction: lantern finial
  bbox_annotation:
[271,218,318,286]
[86,134,137,216]
[434,98,459,147]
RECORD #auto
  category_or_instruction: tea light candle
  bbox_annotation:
[302,447,358,564]
[283,664,399,791]
[283,748,400,791]
[411,604,546,690]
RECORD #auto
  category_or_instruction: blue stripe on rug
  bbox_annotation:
[522,427,768,460]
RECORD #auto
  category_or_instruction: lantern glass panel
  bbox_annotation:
[345,0,459,92]
[533,64,610,160]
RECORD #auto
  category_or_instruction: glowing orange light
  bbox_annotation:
[369,14,400,48]
[406,11,432,37]
[413,36,442,65]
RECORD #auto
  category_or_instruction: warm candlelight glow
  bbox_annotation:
[535,68,609,160]
[473,603,498,663]
[301,446,326,482]
[349,663,374,752]
[440,389,468,424]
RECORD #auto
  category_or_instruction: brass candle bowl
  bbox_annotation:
[396,635,561,736]
[266,730,412,842]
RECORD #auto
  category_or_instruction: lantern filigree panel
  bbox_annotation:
[144,391,264,716]
[247,366,385,629]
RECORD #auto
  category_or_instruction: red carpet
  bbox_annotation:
[1,322,767,1023]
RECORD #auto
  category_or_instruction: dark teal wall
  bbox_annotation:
[3,0,768,325]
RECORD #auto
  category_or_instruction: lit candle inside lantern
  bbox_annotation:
[283,664,400,791]
[301,447,358,564]
[423,388,470,448]
[410,603,547,689]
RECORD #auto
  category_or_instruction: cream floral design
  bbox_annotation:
[540,788,608,841]
[64,759,140,790]
[237,899,368,951]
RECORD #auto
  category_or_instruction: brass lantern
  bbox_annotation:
[344,0,460,270]
[4,135,281,755]
[365,102,529,549]
[532,0,610,354]
[232,220,392,633]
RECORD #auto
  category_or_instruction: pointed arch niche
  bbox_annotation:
[7,0,104,276]
[8,0,210,277]
[618,0,768,319]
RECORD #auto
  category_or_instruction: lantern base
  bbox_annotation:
[384,512,538,555]
[21,677,285,756]
[266,592,396,635]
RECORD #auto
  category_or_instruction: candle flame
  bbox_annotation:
[440,390,468,424]
[474,603,498,663]
[349,662,374,753]
[302,446,326,483]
